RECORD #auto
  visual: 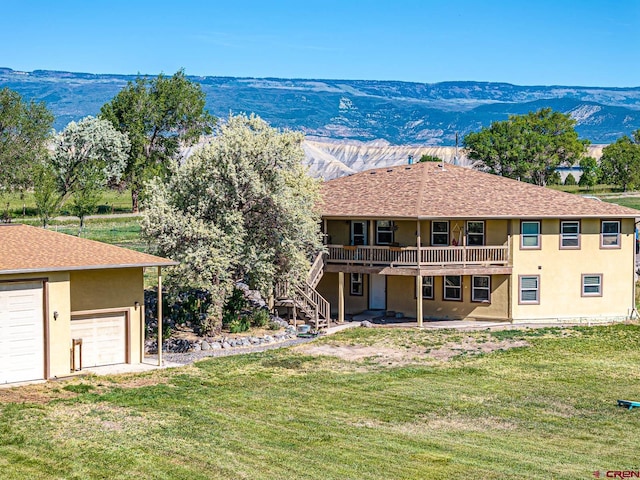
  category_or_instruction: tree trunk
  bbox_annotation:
[132,188,139,213]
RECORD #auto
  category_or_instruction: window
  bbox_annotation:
[422,276,434,299]
[350,273,363,296]
[601,220,620,248]
[444,275,462,301]
[519,275,540,304]
[472,276,490,302]
[467,221,485,246]
[376,220,394,245]
[560,221,580,249]
[582,274,602,297]
[351,221,367,246]
[432,221,449,246]
[521,221,541,249]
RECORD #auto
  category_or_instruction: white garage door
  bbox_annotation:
[0,282,45,384]
[70,312,126,368]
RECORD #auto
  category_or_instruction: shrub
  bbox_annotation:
[251,309,270,328]
[547,171,562,186]
[229,316,251,333]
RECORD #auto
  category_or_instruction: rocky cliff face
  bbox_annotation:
[302,139,605,180]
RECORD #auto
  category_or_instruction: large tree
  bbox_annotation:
[0,87,54,193]
[142,114,323,326]
[599,130,640,191]
[50,116,130,227]
[100,70,215,212]
[464,108,588,186]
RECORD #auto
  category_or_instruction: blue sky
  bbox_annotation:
[2,0,638,87]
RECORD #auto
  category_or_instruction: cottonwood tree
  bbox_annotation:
[599,130,640,191]
[0,88,53,193]
[142,114,323,329]
[464,108,588,185]
[32,162,59,227]
[100,70,215,212]
[50,116,130,228]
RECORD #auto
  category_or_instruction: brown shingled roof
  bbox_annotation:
[321,162,640,219]
[0,224,177,275]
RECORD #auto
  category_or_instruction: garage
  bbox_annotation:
[70,311,127,368]
[0,282,45,384]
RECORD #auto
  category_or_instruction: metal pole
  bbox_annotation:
[157,267,162,367]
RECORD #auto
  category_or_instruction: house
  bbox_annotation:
[0,224,176,385]
[310,161,638,325]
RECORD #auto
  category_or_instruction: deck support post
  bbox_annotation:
[416,274,423,327]
[338,271,345,323]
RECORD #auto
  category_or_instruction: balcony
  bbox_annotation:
[326,244,510,271]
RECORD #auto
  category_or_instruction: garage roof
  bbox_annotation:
[321,162,640,219]
[0,224,178,275]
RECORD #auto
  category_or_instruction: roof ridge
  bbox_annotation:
[416,161,430,217]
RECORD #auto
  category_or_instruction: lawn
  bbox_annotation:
[1,325,639,479]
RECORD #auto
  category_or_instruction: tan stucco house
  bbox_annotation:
[311,161,638,325]
[0,224,176,385]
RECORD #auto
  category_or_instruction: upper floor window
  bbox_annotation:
[601,220,620,248]
[521,221,541,249]
[432,221,449,246]
[560,221,580,249]
[467,221,485,246]
[351,221,367,246]
[376,221,394,245]
[422,276,434,299]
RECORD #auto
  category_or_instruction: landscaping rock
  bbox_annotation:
[222,342,231,349]
[201,341,211,351]
[210,342,222,350]
[361,321,374,328]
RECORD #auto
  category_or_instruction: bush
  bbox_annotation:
[251,309,270,328]
[547,171,562,186]
[229,316,251,333]
[222,288,248,327]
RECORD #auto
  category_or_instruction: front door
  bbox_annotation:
[351,221,367,246]
[370,274,386,310]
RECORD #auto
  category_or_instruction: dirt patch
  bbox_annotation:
[297,336,529,366]
[428,337,529,361]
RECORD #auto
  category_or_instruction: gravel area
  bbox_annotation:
[146,336,318,365]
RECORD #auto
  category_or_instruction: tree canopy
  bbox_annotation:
[100,70,215,212]
[463,108,588,186]
[599,130,640,191]
[48,116,130,227]
[142,114,323,327]
[0,88,54,193]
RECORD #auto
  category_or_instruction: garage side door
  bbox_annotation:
[0,282,45,384]
[70,312,126,368]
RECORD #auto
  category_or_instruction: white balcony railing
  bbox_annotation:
[326,244,510,267]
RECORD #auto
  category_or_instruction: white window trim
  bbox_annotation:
[376,221,394,245]
[519,275,540,304]
[466,221,485,246]
[560,220,580,249]
[582,274,603,297]
[351,221,367,246]
[601,220,621,249]
[350,273,363,296]
[432,221,449,246]
[521,221,541,249]
[422,276,434,299]
[471,275,491,303]
[443,275,462,301]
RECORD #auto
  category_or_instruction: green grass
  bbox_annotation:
[0,189,133,218]
[1,325,640,479]
[603,196,640,210]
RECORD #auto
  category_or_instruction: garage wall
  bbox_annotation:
[0,272,71,379]
[70,268,144,364]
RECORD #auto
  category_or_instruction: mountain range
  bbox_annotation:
[2,68,639,146]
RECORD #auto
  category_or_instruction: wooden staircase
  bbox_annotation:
[274,252,331,331]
